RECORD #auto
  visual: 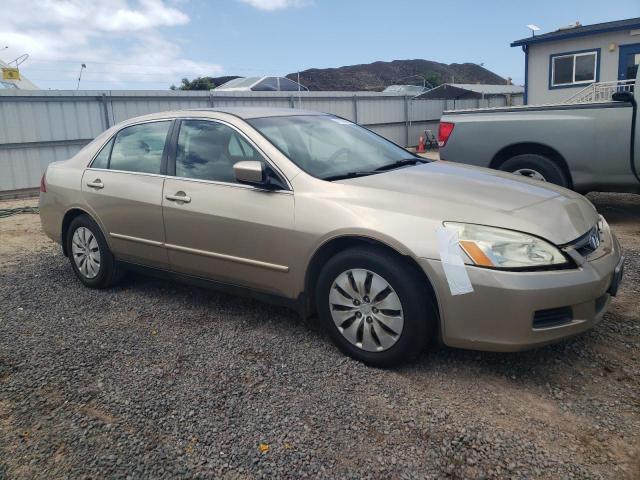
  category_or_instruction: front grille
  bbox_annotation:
[566,225,601,257]
[533,306,573,329]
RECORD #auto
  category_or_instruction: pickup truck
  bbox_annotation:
[438,69,640,193]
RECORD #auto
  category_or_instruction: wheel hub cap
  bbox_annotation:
[329,269,404,352]
[71,227,101,279]
[512,168,547,182]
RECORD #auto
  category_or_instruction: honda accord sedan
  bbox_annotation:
[39,108,624,366]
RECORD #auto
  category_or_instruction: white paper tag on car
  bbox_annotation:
[436,226,474,296]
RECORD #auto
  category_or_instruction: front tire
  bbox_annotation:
[316,246,436,367]
[66,214,123,288]
[500,153,569,187]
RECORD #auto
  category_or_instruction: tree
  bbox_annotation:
[170,77,214,91]
[422,72,442,88]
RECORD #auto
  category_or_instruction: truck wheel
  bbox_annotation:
[316,246,436,367]
[500,154,569,187]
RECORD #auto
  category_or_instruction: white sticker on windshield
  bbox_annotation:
[436,226,474,296]
[330,118,354,125]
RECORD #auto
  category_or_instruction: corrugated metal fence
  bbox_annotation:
[0,90,509,195]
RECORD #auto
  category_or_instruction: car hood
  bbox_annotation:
[339,161,598,245]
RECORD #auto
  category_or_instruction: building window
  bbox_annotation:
[550,50,599,88]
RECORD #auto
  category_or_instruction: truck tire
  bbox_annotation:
[500,154,569,188]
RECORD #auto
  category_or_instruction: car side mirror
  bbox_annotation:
[612,91,635,103]
[233,160,287,191]
[234,160,265,185]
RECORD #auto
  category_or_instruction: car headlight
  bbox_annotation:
[444,222,569,269]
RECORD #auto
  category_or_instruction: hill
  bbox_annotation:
[171,60,507,91]
[285,59,507,91]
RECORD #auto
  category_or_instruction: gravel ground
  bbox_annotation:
[0,193,639,479]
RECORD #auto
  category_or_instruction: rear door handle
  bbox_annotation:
[86,179,104,189]
[165,192,191,203]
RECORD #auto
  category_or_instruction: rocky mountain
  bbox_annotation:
[173,60,507,91]
[285,59,507,91]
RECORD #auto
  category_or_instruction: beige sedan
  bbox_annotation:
[39,108,624,366]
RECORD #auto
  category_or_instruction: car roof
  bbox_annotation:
[189,107,326,119]
[114,107,330,129]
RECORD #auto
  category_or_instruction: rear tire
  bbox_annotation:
[500,154,569,187]
[316,246,436,367]
[66,214,124,288]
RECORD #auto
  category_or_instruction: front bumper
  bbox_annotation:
[418,232,623,352]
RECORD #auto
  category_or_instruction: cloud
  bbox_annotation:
[238,0,312,11]
[0,0,222,89]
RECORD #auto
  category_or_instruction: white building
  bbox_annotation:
[512,17,640,104]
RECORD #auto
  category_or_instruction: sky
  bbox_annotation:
[1,0,639,90]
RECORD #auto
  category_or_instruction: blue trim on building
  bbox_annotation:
[523,45,528,104]
[547,48,601,91]
[511,20,640,47]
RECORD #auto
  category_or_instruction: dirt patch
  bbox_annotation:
[0,198,55,271]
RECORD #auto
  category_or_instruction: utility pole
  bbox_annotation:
[76,63,86,90]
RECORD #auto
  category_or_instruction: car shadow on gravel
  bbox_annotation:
[102,263,326,336]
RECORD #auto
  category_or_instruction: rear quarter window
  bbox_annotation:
[90,137,113,169]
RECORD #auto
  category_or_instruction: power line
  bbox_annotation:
[27,78,194,85]
[22,59,282,74]
[22,68,225,77]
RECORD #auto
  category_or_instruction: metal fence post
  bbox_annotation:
[289,96,295,109]
[209,93,214,108]
[352,95,358,123]
[100,93,110,129]
[404,96,409,147]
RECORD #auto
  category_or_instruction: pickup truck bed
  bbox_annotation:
[438,73,640,194]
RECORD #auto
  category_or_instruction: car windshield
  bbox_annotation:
[248,115,423,180]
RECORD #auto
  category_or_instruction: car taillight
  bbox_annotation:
[438,122,455,148]
[40,172,47,192]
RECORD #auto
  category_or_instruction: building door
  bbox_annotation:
[618,43,640,83]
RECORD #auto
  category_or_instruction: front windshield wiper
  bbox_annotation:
[322,171,377,181]
[322,158,427,181]
[373,157,427,172]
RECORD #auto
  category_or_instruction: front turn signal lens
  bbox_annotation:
[458,240,494,267]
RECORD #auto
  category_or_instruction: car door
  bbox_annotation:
[82,120,173,268]
[161,118,295,297]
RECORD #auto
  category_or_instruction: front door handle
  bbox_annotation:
[86,179,104,189]
[165,192,191,203]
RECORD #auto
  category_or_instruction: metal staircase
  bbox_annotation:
[564,79,635,104]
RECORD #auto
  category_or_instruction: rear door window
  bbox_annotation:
[109,121,171,174]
